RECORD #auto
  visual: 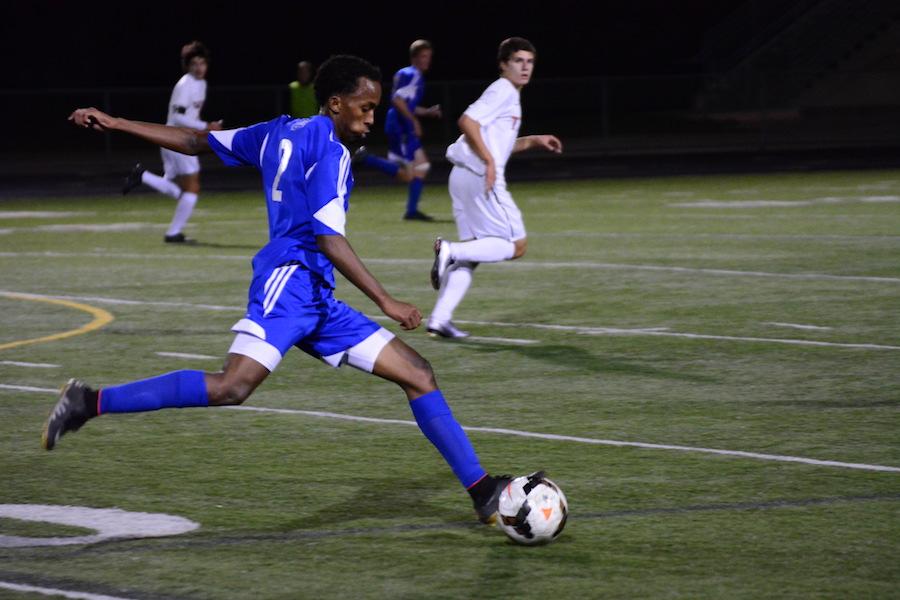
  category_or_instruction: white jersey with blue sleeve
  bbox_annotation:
[207,115,353,288]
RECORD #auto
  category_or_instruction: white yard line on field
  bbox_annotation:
[446,319,900,351]
[0,582,137,600]
[2,290,897,351]
[227,405,900,473]
[1,252,898,283]
[463,336,539,345]
[7,384,899,473]
[155,352,220,360]
[0,384,58,393]
[764,322,833,331]
[0,360,60,368]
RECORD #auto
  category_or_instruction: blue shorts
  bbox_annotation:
[228,262,394,372]
[387,130,421,163]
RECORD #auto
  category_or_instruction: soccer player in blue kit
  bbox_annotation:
[48,55,510,524]
[362,40,442,220]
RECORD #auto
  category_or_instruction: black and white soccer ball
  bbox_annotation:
[497,471,568,545]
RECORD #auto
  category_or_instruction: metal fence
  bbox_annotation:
[5,71,900,158]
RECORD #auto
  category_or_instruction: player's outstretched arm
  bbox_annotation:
[513,135,563,154]
[68,107,211,155]
[316,234,422,330]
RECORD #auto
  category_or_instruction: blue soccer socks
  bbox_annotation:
[363,154,400,177]
[99,370,209,414]
[409,390,486,488]
[405,178,425,216]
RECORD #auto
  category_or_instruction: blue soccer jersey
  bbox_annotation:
[207,115,352,288]
[385,66,425,135]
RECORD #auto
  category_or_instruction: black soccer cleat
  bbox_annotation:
[472,474,513,525]
[164,233,195,244]
[403,210,434,222]
[42,379,96,451]
[122,163,145,195]
[426,320,470,339]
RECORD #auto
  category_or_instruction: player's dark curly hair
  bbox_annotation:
[313,55,382,108]
[498,37,536,63]
[181,41,210,70]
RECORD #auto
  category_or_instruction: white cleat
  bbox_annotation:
[430,237,453,290]
[427,320,470,339]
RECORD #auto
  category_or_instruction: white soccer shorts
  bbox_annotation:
[161,148,200,178]
[449,166,525,242]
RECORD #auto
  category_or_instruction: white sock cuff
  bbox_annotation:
[450,237,514,263]
[141,170,182,199]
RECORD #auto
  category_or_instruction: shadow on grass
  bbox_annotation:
[294,473,464,529]
[458,341,717,383]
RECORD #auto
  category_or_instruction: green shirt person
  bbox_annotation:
[289,61,318,118]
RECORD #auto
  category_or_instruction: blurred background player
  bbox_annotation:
[289,60,318,118]
[362,39,442,220]
[52,55,512,525]
[123,40,223,243]
[428,37,562,338]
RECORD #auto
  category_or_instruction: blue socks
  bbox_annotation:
[409,390,486,488]
[405,178,424,216]
[99,370,209,414]
[363,155,399,177]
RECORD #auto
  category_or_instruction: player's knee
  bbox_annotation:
[413,161,431,179]
[405,353,437,393]
[207,376,253,406]
[512,238,528,259]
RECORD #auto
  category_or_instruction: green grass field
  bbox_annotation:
[1,169,899,599]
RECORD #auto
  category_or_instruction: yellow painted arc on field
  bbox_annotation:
[0,292,114,351]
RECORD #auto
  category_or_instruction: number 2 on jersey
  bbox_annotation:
[271,138,293,202]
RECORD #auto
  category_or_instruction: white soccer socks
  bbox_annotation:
[448,237,515,263]
[430,261,475,324]
[141,171,183,199]
[166,192,198,236]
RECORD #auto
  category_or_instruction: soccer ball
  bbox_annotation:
[496,471,568,545]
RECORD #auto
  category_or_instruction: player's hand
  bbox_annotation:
[484,161,496,192]
[427,104,442,119]
[412,117,423,138]
[207,120,224,131]
[68,107,116,131]
[381,298,422,330]
[536,135,563,153]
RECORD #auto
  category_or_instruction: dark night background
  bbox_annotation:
[3,0,899,192]
[5,1,742,87]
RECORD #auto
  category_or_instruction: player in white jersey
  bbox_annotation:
[427,37,562,338]
[123,41,223,243]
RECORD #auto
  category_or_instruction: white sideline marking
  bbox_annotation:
[226,405,900,473]
[0,211,87,219]
[7,385,898,473]
[0,360,60,368]
[450,319,900,351]
[671,195,900,208]
[155,351,219,360]
[465,336,538,345]
[0,384,57,393]
[34,223,162,233]
[0,582,136,600]
[765,322,833,331]
[1,290,895,351]
[495,261,900,284]
[2,254,898,284]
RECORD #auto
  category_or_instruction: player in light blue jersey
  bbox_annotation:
[49,55,511,524]
[362,40,442,221]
